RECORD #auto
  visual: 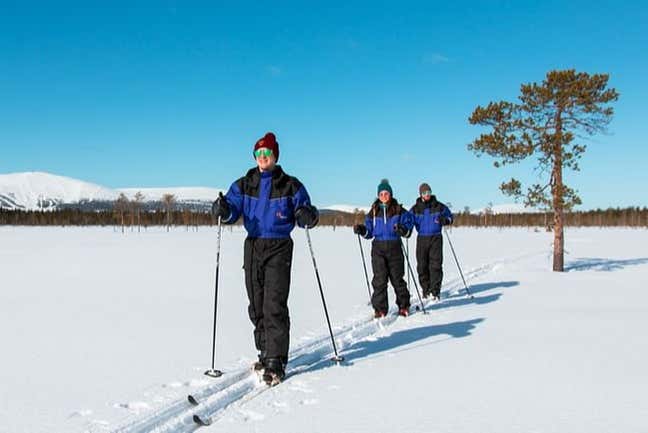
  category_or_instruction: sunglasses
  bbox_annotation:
[254,148,273,158]
[421,191,432,196]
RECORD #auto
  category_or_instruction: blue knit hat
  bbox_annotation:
[377,178,392,196]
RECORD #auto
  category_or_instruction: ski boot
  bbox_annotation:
[262,357,286,387]
[374,309,387,319]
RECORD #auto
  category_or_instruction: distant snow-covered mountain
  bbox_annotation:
[321,204,370,214]
[0,172,223,211]
[0,172,117,210]
[473,203,541,214]
[0,171,376,213]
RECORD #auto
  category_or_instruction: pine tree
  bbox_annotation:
[468,69,618,271]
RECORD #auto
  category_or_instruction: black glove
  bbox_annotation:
[295,205,319,228]
[353,224,367,236]
[394,223,410,237]
[211,194,231,221]
[438,216,452,226]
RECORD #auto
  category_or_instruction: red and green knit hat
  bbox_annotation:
[253,132,279,161]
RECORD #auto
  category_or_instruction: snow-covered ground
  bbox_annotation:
[1,226,646,433]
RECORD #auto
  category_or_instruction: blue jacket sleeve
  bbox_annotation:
[409,205,421,232]
[363,213,374,239]
[293,185,314,211]
[223,181,243,224]
[442,206,453,224]
[400,209,415,231]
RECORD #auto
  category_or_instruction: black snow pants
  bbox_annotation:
[416,235,443,297]
[371,240,411,313]
[243,237,293,362]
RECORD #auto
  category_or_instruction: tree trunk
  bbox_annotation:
[552,113,565,272]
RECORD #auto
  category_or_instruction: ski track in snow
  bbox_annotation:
[110,250,542,433]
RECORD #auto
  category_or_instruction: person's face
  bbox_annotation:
[255,148,276,171]
[378,190,391,204]
[421,191,432,202]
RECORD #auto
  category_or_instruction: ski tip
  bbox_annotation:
[193,414,212,426]
[187,394,199,406]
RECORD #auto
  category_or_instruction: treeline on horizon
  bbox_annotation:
[1,207,647,229]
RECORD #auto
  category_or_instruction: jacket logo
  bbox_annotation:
[276,211,288,220]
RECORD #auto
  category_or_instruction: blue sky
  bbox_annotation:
[1,1,646,210]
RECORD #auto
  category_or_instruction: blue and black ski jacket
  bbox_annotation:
[223,165,315,239]
[361,199,414,241]
[410,196,453,236]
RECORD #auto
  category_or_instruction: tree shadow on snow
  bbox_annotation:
[565,257,648,272]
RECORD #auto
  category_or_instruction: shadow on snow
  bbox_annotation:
[565,257,648,272]
[299,282,519,374]
[340,317,486,365]
[319,280,521,370]
[443,280,519,300]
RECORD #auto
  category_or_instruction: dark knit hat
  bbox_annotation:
[254,132,279,161]
[419,182,431,195]
[377,178,393,196]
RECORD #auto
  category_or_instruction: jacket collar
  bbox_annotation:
[416,195,438,208]
[371,197,400,219]
[245,165,286,188]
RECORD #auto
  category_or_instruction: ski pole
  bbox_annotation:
[306,228,344,363]
[406,238,410,289]
[443,227,473,299]
[357,234,372,304]
[400,238,427,314]
[205,197,225,378]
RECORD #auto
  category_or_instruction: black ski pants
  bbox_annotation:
[371,240,411,312]
[416,235,443,297]
[244,237,293,362]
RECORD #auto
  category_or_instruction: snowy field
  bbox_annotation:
[1,226,647,433]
